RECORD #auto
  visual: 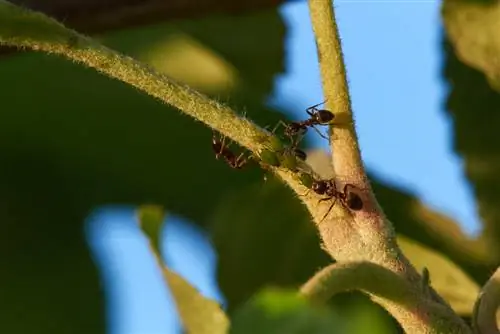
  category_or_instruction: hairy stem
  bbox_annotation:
[306,0,471,333]
[301,262,471,334]
[308,0,366,188]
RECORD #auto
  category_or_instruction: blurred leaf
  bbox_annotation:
[397,236,480,315]
[442,0,500,92]
[137,204,164,254]
[442,32,500,278]
[164,269,230,334]
[230,288,345,334]
[136,205,230,334]
[209,179,400,331]
[2,0,287,34]
[0,7,286,334]
[209,179,330,308]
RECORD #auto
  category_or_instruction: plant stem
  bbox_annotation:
[306,0,472,333]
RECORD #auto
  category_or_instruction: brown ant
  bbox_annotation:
[276,101,335,145]
[293,148,307,161]
[311,179,363,222]
[212,133,248,169]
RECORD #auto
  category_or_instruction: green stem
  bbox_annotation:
[301,262,472,334]
[306,1,472,333]
[308,0,366,188]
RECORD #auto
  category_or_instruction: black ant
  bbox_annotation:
[212,133,248,169]
[276,101,335,145]
[293,148,307,161]
[311,179,363,222]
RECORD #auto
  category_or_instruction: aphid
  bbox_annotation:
[280,151,298,172]
[278,101,335,145]
[298,172,314,189]
[259,149,280,167]
[212,133,248,169]
[311,180,363,221]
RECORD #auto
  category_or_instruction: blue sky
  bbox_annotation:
[87,1,481,333]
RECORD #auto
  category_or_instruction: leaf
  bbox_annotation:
[398,236,480,315]
[209,179,330,308]
[137,204,164,255]
[208,179,399,332]
[136,205,230,334]
[0,0,287,34]
[442,33,500,281]
[163,268,230,334]
[230,288,345,334]
[0,7,287,333]
[442,0,500,92]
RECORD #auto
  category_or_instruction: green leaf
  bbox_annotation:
[136,205,230,334]
[442,0,500,92]
[137,204,164,255]
[164,268,230,334]
[230,288,345,334]
[398,236,480,315]
[209,179,399,331]
[209,179,330,308]
[0,6,286,334]
[442,32,500,282]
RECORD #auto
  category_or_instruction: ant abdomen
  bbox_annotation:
[314,109,335,124]
[346,192,363,211]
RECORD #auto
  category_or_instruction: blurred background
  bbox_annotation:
[1,0,499,333]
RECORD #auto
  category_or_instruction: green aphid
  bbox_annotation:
[254,132,284,152]
[267,136,284,151]
[298,172,314,188]
[280,151,298,172]
[259,149,280,167]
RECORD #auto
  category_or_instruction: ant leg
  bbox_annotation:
[234,153,248,168]
[271,121,286,134]
[212,132,223,159]
[306,100,328,115]
[319,197,337,223]
[299,188,312,197]
[343,183,357,194]
[311,125,329,140]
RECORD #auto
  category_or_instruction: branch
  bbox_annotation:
[473,267,500,334]
[306,1,471,333]
[301,262,472,334]
[308,0,365,187]
[301,262,418,305]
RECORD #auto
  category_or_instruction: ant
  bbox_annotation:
[276,101,335,145]
[211,133,248,169]
[293,148,307,161]
[310,179,363,222]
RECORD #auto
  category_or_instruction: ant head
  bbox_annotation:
[312,180,328,195]
[316,110,335,124]
[346,193,363,211]
[293,148,307,161]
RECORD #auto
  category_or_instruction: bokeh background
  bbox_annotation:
[1,0,499,333]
